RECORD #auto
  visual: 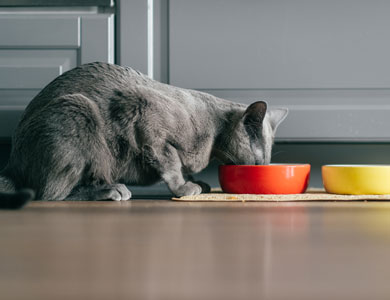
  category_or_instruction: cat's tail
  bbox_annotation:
[0,171,35,209]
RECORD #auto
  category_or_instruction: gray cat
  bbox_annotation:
[0,62,288,208]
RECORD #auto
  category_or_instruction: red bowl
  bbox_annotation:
[219,164,311,194]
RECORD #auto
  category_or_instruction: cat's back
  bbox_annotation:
[19,62,223,133]
[38,62,145,100]
[24,62,147,114]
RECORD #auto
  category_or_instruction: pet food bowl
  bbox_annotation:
[322,164,390,195]
[219,164,311,194]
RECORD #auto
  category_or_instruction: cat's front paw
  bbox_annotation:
[192,180,211,193]
[101,184,132,201]
[174,181,202,197]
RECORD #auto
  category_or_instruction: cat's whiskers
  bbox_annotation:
[218,149,238,165]
[271,150,286,159]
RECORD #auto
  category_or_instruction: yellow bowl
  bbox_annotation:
[322,165,390,195]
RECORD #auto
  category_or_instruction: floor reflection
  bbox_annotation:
[2,201,390,299]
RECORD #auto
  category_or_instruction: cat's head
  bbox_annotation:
[216,101,288,165]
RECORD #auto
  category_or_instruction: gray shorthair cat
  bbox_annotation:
[0,62,288,208]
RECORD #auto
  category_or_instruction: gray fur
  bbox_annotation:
[0,62,288,201]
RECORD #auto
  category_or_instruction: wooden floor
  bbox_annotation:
[1,200,390,300]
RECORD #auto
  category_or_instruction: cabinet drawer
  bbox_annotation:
[0,16,80,48]
[0,50,77,89]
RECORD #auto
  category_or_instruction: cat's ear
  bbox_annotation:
[268,108,289,132]
[243,101,267,126]
[243,101,267,136]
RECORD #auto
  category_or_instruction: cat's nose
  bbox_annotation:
[255,157,265,165]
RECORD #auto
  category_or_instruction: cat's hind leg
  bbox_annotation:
[66,184,131,201]
[18,93,115,200]
[38,165,84,200]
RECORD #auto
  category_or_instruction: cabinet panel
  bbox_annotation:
[0,13,114,139]
[81,14,114,64]
[276,106,390,141]
[206,89,390,141]
[0,107,24,139]
[170,0,390,89]
[0,16,80,47]
[0,90,39,138]
[0,66,61,89]
[0,50,77,89]
[168,0,390,141]
[0,50,77,138]
[0,90,38,106]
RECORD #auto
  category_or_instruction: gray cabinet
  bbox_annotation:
[0,12,114,139]
[145,0,390,142]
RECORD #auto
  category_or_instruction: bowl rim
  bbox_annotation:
[323,164,390,168]
[219,163,311,167]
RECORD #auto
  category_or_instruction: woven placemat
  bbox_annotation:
[172,188,390,202]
